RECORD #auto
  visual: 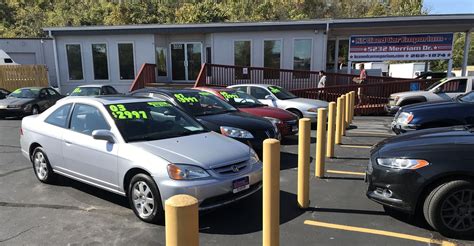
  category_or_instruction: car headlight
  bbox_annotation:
[167,164,210,180]
[307,108,319,113]
[376,158,429,170]
[23,104,32,110]
[250,148,260,162]
[7,105,22,109]
[264,117,281,134]
[220,126,254,139]
[396,112,414,125]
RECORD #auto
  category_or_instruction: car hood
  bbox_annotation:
[196,111,274,131]
[401,100,459,112]
[0,97,34,106]
[131,132,250,169]
[374,126,474,156]
[285,97,328,109]
[238,106,297,121]
[390,90,433,98]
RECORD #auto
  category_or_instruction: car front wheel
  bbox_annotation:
[423,180,474,238]
[128,174,164,223]
[32,147,56,183]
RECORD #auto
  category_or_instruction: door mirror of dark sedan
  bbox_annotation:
[92,130,116,143]
[265,95,275,101]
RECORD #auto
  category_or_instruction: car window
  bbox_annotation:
[47,88,59,97]
[105,86,118,94]
[39,89,49,98]
[233,86,248,93]
[439,79,467,93]
[219,90,265,108]
[70,104,110,135]
[45,104,72,128]
[459,91,474,103]
[250,87,271,99]
[8,88,40,98]
[106,101,207,142]
[172,91,237,116]
[267,86,298,100]
[70,87,101,96]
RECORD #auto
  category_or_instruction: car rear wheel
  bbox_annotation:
[32,147,55,184]
[423,180,474,238]
[32,105,40,115]
[128,174,164,224]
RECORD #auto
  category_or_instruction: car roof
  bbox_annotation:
[196,87,234,92]
[60,95,162,105]
[133,87,200,95]
[229,84,277,88]
[77,84,107,88]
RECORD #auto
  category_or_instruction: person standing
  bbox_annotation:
[354,64,367,105]
[318,70,326,99]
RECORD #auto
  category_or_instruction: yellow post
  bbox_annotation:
[165,194,199,246]
[341,95,346,136]
[315,108,327,178]
[351,91,356,123]
[326,102,336,158]
[335,97,343,145]
[263,138,280,246]
[297,118,311,208]
[345,93,350,128]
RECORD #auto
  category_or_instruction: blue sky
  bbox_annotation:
[424,0,474,14]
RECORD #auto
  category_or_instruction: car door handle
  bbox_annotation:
[64,140,73,146]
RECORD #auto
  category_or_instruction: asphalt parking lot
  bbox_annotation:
[0,116,472,245]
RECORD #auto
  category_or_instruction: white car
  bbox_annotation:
[20,96,262,223]
[228,84,328,122]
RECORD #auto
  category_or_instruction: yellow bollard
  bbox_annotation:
[335,97,343,145]
[263,138,280,246]
[165,194,199,246]
[345,93,350,128]
[297,118,311,209]
[351,91,356,123]
[341,95,346,136]
[326,102,336,158]
[315,108,327,178]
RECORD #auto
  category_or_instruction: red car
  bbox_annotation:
[195,87,299,137]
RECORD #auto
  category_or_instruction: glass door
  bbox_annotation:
[171,42,202,81]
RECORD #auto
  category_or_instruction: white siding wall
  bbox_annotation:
[56,34,155,93]
[211,30,326,71]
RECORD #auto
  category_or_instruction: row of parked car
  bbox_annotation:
[8,83,328,224]
[366,76,474,238]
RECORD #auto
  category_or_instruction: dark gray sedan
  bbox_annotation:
[0,87,62,118]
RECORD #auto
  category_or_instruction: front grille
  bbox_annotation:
[254,128,276,139]
[212,160,248,175]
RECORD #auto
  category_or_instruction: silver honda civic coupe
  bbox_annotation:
[20,96,262,223]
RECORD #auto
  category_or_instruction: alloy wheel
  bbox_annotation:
[440,189,474,232]
[34,151,48,180]
[132,181,155,218]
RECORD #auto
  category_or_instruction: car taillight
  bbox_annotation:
[19,127,23,136]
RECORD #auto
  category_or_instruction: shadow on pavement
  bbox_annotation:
[200,190,303,235]
[307,207,386,216]
[281,136,316,145]
[323,176,365,181]
[331,157,369,161]
[280,152,312,170]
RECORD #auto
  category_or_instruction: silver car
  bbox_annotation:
[228,84,328,122]
[20,96,262,223]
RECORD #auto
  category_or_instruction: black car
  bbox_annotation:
[392,91,474,134]
[130,88,279,150]
[0,88,10,99]
[415,72,455,80]
[367,127,474,238]
[0,87,62,118]
[69,85,120,96]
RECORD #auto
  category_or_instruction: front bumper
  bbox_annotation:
[366,158,423,214]
[303,111,317,123]
[384,104,400,115]
[155,162,262,211]
[278,120,298,136]
[0,108,27,118]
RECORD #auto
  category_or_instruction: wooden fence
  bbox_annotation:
[0,65,49,91]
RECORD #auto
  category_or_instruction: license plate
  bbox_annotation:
[232,176,250,193]
[292,125,298,132]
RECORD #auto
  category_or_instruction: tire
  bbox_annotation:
[423,180,474,238]
[128,173,164,224]
[31,147,56,184]
[32,105,40,115]
[287,109,303,119]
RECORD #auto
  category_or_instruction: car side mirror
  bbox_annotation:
[92,130,116,143]
[265,95,275,101]
[433,87,441,93]
[66,93,70,96]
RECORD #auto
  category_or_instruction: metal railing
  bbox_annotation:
[129,63,156,92]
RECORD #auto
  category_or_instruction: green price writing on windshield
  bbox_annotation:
[109,104,148,120]
[269,86,281,94]
[174,93,198,103]
[148,101,170,107]
[219,91,239,99]
[12,89,21,94]
[73,88,81,93]
[198,91,212,96]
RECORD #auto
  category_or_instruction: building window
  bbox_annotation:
[234,40,251,79]
[118,43,135,80]
[264,40,281,79]
[155,47,167,76]
[293,39,312,78]
[66,44,83,80]
[92,43,109,80]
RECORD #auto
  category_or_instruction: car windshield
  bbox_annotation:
[172,91,237,116]
[425,78,449,91]
[70,87,101,96]
[7,88,40,98]
[267,86,298,100]
[218,90,265,108]
[458,92,474,103]
[106,101,208,143]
